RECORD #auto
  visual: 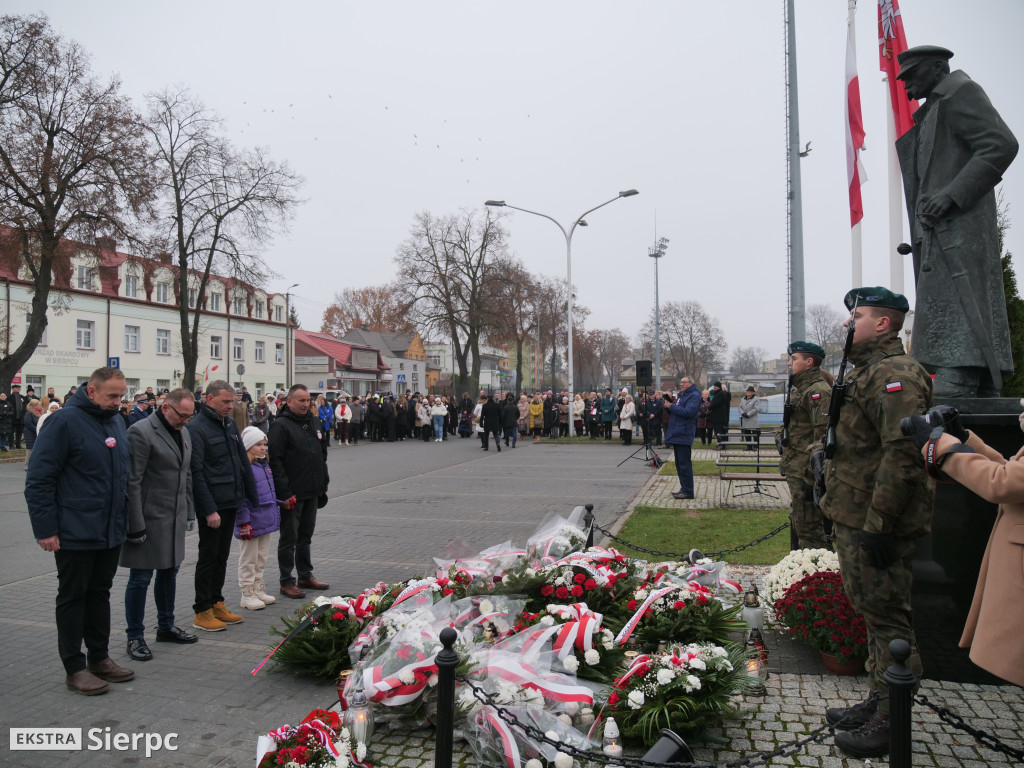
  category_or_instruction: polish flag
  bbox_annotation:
[846,10,867,227]
[878,0,919,137]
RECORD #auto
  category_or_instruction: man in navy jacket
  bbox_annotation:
[26,366,135,695]
[664,377,701,500]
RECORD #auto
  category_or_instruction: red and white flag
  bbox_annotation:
[846,9,867,227]
[878,0,919,137]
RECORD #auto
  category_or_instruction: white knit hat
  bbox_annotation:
[241,426,267,451]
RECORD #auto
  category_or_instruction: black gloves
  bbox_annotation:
[126,529,147,545]
[927,404,967,441]
[859,531,897,569]
[902,405,967,450]
[317,493,329,509]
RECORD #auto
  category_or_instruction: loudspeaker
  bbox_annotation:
[636,360,653,387]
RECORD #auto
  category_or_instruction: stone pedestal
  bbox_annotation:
[912,397,1022,684]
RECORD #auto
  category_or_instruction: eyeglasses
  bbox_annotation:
[166,404,194,422]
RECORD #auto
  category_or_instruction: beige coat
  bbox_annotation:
[938,431,1024,686]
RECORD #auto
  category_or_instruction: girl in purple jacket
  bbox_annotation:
[236,427,284,610]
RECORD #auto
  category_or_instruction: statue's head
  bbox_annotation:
[897,45,953,101]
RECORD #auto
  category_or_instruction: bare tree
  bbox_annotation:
[638,300,726,385]
[394,208,507,393]
[488,256,540,394]
[0,15,156,389]
[146,86,303,387]
[594,329,633,390]
[806,303,846,356]
[321,283,414,337]
[730,346,768,376]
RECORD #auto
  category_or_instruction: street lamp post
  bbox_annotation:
[284,282,299,389]
[648,237,669,391]
[485,190,638,412]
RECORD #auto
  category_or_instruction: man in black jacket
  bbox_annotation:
[10,383,25,449]
[645,391,664,447]
[708,381,731,448]
[480,394,502,451]
[269,384,330,599]
[499,393,519,448]
[188,381,257,632]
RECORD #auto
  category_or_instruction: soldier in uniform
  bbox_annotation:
[780,341,832,550]
[819,287,934,759]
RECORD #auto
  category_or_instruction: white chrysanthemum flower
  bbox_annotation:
[554,752,573,768]
[584,649,600,665]
[557,713,573,726]
[563,701,580,716]
[540,615,556,626]
[333,756,349,768]
[689,658,706,671]
[545,730,560,741]
[355,743,367,761]
[526,760,543,768]
[686,674,701,690]
[635,589,648,600]
[526,568,537,578]
[428,674,439,687]
[501,574,512,585]
[340,727,350,740]
[656,668,675,685]
[479,599,494,615]
[313,596,330,607]
[562,656,579,672]
[627,690,645,709]
[710,646,728,658]
[554,577,566,586]
[398,669,416,684]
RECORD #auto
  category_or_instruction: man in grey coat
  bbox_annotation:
[895,45,1019,397]
[120,388,199,661]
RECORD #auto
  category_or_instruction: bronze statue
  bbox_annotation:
[896,46,1019,398]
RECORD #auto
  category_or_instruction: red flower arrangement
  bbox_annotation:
[773,570,868,665]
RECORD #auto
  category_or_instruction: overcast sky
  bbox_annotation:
[9,1,1024,361]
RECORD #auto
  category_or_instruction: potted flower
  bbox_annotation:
[773,570,868,673]
[762,548,840,618]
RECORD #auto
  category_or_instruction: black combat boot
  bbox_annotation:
[834,712,890,758]
[825,696,877,730]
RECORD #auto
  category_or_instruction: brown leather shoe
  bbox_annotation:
[66,669,109,696]
[298,577,330,590]
[280,583,307,599]
[87,658,135,683]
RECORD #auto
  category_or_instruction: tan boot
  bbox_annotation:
[211,601,244,624]
[192,609,227,632]
[240,585,266,611]
[254,578,276,605]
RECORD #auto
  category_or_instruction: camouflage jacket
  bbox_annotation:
[779,366,831,483]
[821,334,934,537]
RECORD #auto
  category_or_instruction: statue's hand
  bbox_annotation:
[916,192,955,229]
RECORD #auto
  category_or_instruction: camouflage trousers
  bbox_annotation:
[787,478,831,550]
[834,523,922,713]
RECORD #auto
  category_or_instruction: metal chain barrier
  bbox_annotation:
[914,693,1024,761]
[591,520,791,561]
[459,677,837,768]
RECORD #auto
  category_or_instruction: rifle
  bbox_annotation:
[780,373,793,447]
[823,295,859,459]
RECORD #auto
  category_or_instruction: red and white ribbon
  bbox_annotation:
[476,656,593,705]
[363,657,439,706]
[392,579,435,607]
[478,707,522,768]
[613,653,653,689]
[267,719,341,757]
[614,585,679,646]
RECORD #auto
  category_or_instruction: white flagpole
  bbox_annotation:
[884,76,905,293]
[848,1,863,287]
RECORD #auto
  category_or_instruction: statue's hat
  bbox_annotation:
[896,45,954,79]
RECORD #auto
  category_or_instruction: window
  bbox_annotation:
[255,341,265,363]
[211,335,223,359]
[256,383,264,397]
[25,375,44,392]
[156,379,170,392]
[156,329,170,355]
[275,382,284,392]
[210,293,222,312]
[188,288,197,308]
[428,354,441,367]
[124,378,140,397]
[124,274,139,298]
[233,338,244,360]
[254,301,264,319]
[275,343,284,364]
[76,265,93,290]
[25,313,47,346]
[124,325,140,353]
[76,320,94,349]
[274,305,283,322]
[155,283,170,303]
[399,362,405,370]
[233,296,245,315]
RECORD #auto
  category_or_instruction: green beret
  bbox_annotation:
[843,286,910,313]
[896,45,954,79]
[787,341,826,358]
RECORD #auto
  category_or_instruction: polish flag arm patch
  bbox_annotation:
[885,382,903,393]
[810,393,821,400]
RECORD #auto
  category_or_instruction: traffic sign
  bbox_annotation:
[396,374,406,383]
[108,357,120,369]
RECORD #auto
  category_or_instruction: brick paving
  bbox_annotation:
[1,438,1021,767]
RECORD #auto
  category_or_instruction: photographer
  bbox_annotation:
[905,404,1024,687]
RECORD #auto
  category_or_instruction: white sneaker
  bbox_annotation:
[240,585,266,611]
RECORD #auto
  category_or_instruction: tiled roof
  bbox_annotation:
[295,329,389,371]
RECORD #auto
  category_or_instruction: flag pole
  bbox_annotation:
[885,77,905,293]
[849,0,863,287]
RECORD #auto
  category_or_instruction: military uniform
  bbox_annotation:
[781,365,831,549]
[821,332,934,712]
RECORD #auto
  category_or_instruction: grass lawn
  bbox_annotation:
[615,505,790,566]
[659,461,760,476]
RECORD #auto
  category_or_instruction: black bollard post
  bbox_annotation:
[434,627,460,768]
[584,504,595,549]
[885,638,917,768]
